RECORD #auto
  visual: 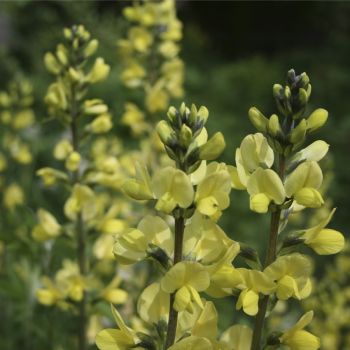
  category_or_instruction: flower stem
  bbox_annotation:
[251,154,285,350]
[164,215,184,349]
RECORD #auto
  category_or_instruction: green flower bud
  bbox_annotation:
[298,88,308,107]
[188,103,198,126]
[197,106,209,125]
[273,84,283,99]
[84,39,99,57]
[179,124,193,147]
[198,132,225,160]
[248,107,268,132]
[289,119,307,144]
[156,120,175,145]
[44,52,61,75]
[268,114,282,137]
[179,102,187,116]
[63,28,73,40]
[307,108,328,132]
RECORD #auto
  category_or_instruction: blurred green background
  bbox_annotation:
[0,1,349,349]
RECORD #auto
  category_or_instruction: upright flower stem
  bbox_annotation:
[251,154,286,350]
[164,215,185,349]
[71,90,87,350]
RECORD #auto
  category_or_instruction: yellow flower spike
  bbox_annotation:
[89,113,113,133]
[3,183,24,209]
[122,162,153,201]
[280,311,320,350]
[285,161,324,208]
[64,184,97,221]
[307,108,328,132]
[236,268,275,316]
[248,107,269,133]
[96,306,138,350]
[152,166,194,214]
[161,261,210,312]
[137,282,170,324]
[54,139,73,160]
[301,208,345,255]
[220,325,252,350]
[65,151,81,171]
[32,209,61,242]
[247,168,285,213]
[113,215,172,264]
[198,132,226,161]
[264,254,312,301]
[194,163,231,219]
[88,58,110,83]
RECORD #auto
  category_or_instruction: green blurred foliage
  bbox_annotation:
[0,1,349,348]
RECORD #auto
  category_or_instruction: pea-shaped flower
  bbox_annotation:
[280,311,320,350]
[152,166,194,214]
[194,163,231,220]
[264,254,312,301]
[113,215,172,264]
[235,268,275,316]
[301,208,345,255]
[285,161,324,208]
[161,261,210,313]
[246,168,285,213]
[96,306,139,350]
[232,133,274,189]
[32,209,61,242]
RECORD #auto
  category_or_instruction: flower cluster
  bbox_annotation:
[119,0,184,136]
[33,25,129,349]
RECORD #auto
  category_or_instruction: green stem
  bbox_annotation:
[164,216,184,349]
[70,91,87,350]
[251,155,285,350]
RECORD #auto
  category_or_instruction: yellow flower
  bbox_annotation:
[100,276,128,305]
[88,58,110,83]
[194,162,231,220]
[247,168,285,213]
[198,132,226,161]
[128,26,153,53]
[121,103,148,136]
[233,133,274,189]
[65,151,81,171]
[32,209,61,242]
[145,81,169,113]
[236,268,275,316]
[122,162,153,201]
[37,167,68,186]
[285,161,324,208]
[121,61,146,88]
[96,306,139,350]
[137,282,170,324]
[280,311,320,350]
[220,325,252,350]
[301,208,345,255]
[113,215,172,264]
[264,254,312,300]
[307,108,328,132]
[3,183,24,209]
[54,139,73,160]
[161,261,210,312]
[64,184,97,221]
[88,113,113,133]
[36,277,64,306]
[152,166,194,214]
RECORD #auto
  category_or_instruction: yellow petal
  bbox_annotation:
[250,193,270,213]
[236,289,259,316]
[306,228,345,255]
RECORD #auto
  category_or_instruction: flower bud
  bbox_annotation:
[273,84,283,99]
[294,188,324,208]
[89,114,112,133]
[307,108,328,132]
[298,88,308,107]
[84,39,99,57]
[56,44,68,66]
[156,120,175,146]
[289,119,307,144]
[268,114,282,137]
[63,27,73,40]
[68,67,81,82]
[197,106,209,125]
[44,52,61,75]
[65,151,81,172]
[54,139,73,160]
[179,124,192,147]
[88,58,110,83]
[84,100,108,114]
[199,132,225,160]
[248,107,268,132]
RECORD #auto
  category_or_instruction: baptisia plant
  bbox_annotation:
[230,69,345,349]
[34,25,129,350]
[96,103,252,350]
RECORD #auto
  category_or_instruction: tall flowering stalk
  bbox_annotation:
[34,25,128,350]
[230,69,345,349]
